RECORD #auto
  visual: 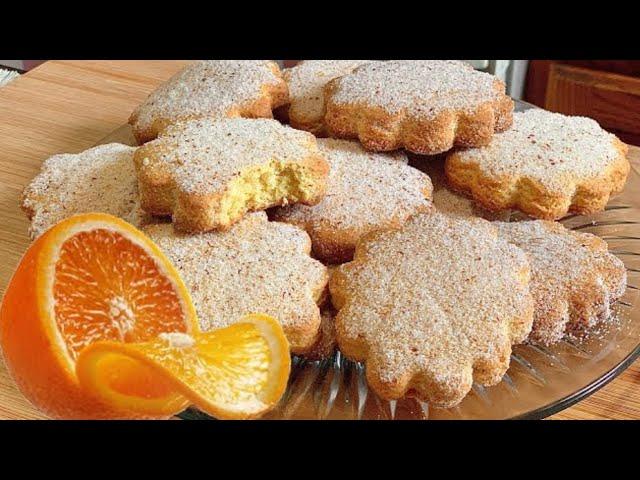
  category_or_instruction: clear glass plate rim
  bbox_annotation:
[512,340,640,419]
[176,340,640,420]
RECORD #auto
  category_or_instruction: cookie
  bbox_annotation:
[280,60,371,136]
[272,139,433,264]
[494,220,627,345]
[304,304,338,361]
[324,60,513,154]
[129,60,289,144]
[330,212,533,407]
[143,212,328,354]
[22,144,148,239]
[409,153,509,220]
[446,109,630,220]
[431,188,497,220]
[135,118,330,233]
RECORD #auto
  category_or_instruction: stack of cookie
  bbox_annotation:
[22,60,631,409]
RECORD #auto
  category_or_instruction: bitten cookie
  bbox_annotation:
[135,118,329,233]
[330,212,534,408]
[144,212,329,354]
[324,60,513,154]
[446,109,630,220]
[272,139,433,264]
[494,220,627,346]
[280,60,370,136]
[129,60,289,144]
[22,144,148,239]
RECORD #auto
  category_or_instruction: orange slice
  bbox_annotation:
[0,213,198,419]
[76,314,291,420]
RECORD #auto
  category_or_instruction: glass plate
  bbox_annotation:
[99,101,640,420]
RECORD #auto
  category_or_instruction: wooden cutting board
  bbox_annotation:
[0,60,639,420]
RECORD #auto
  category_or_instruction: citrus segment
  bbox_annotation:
[76,314,291,419]
[53,228,190,360]
[0,213,198,419]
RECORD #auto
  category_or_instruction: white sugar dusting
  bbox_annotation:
[494,220,627,345]
[131,60,284,134]
[410,153,509,220]
[22,144,144,238]
[143,118,318,194]
[454,109,622,193]
[332,212,533,400]
[273,138,432,253]
[284,60,371,126]
[329,60,503,118]
[144,213,328,352]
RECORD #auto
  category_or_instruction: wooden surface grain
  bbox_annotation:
[0,60,638,420]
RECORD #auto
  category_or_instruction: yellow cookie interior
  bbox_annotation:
[219,161,324,226]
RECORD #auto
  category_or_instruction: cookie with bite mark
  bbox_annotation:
[135,118,329,233]
[129,60,289,144]
[324,60,513,155]
[272,139,433,264]
[445,109,630,220]
[330,212,534,408]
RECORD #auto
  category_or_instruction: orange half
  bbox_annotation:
[76,314,291,420]
[0,213,198,419]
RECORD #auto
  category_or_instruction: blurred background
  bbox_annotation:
[3,60,639,145]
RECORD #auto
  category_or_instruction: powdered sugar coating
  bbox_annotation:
[144,212,328,354]
[329,60,503,118]
[494,220,627,345]
[283,60,370,132]
[130,60,286,141]
[451,109,624,194]
[22,144,144,238]
[272,139,433,263]
[330,212,533,407]
[140,118,319,194]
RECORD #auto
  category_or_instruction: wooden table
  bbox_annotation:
[0,60,638,420]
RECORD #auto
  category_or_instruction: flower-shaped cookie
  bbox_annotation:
[129,60,289,143]
[134,118,329,232]
[280,60,370,136]
[330,212,534,407]
[144,212,328,354]
[272,139,433,264]
[22,144,147,239]
[324,60,513,154]
[446,109,630,220]
[495,220,627,345]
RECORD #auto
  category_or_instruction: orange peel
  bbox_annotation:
[76,314,291,419]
